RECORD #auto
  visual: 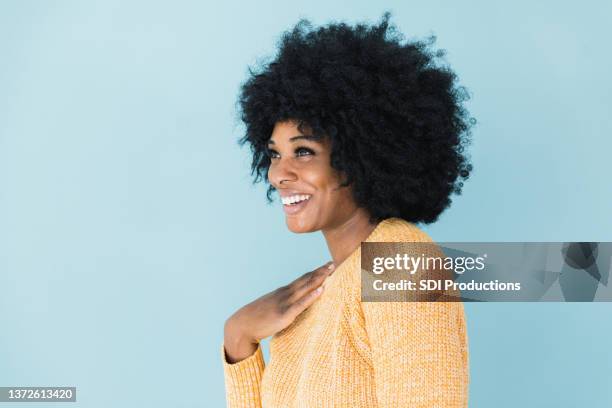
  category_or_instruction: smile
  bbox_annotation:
[281,194,312,205]
[281,194,312,215]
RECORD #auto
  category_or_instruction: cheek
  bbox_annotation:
[305,168,351,210]
[298,162,334,190]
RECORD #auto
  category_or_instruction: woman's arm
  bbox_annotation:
[362,301,469,407]
[221,262,335,407]
[221,319,265,408]
[222,340,266,408]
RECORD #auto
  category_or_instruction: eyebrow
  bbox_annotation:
[267,135,324,145]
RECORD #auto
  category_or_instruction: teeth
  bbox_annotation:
[281,194,311,205]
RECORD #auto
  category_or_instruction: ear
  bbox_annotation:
[336,169,352,188]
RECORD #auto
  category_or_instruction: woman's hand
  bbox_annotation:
[223,261,335,363]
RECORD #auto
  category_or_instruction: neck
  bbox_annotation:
[322,208,378,267]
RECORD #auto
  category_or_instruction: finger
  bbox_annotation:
[286,261,334,290]
[287,284,325,318]
[290,262,335,301]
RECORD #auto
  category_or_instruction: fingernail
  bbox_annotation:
[315,286,323,294]
[328,263,335,271]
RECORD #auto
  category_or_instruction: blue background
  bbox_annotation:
[1,1,611,407]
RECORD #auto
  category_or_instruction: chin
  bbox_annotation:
[285,216,319,234]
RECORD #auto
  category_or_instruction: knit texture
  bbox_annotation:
[222,218,469,407]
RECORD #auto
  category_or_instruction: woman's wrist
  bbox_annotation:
[223,318,259,363]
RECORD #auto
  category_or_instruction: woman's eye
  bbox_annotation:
[295,147,314,157]
[267,149,280,159]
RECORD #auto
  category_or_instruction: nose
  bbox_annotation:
[268,157,298,188]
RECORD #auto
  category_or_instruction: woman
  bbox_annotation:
[222,13,473,408]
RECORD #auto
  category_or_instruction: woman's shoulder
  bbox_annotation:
[366,217,434,244]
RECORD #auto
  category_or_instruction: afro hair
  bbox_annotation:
[238,12,474,224]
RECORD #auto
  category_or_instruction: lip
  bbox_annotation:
[282,195,311,216]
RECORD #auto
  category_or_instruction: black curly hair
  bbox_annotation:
[238,12,474,224]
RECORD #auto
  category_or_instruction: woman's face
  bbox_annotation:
[267,120,359,233]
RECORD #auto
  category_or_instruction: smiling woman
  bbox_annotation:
[266,121,366,232]
[222,12,473,408]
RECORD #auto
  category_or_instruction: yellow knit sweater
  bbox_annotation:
[222,218,469,407]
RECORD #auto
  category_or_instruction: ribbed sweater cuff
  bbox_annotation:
[221,342,264,408]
